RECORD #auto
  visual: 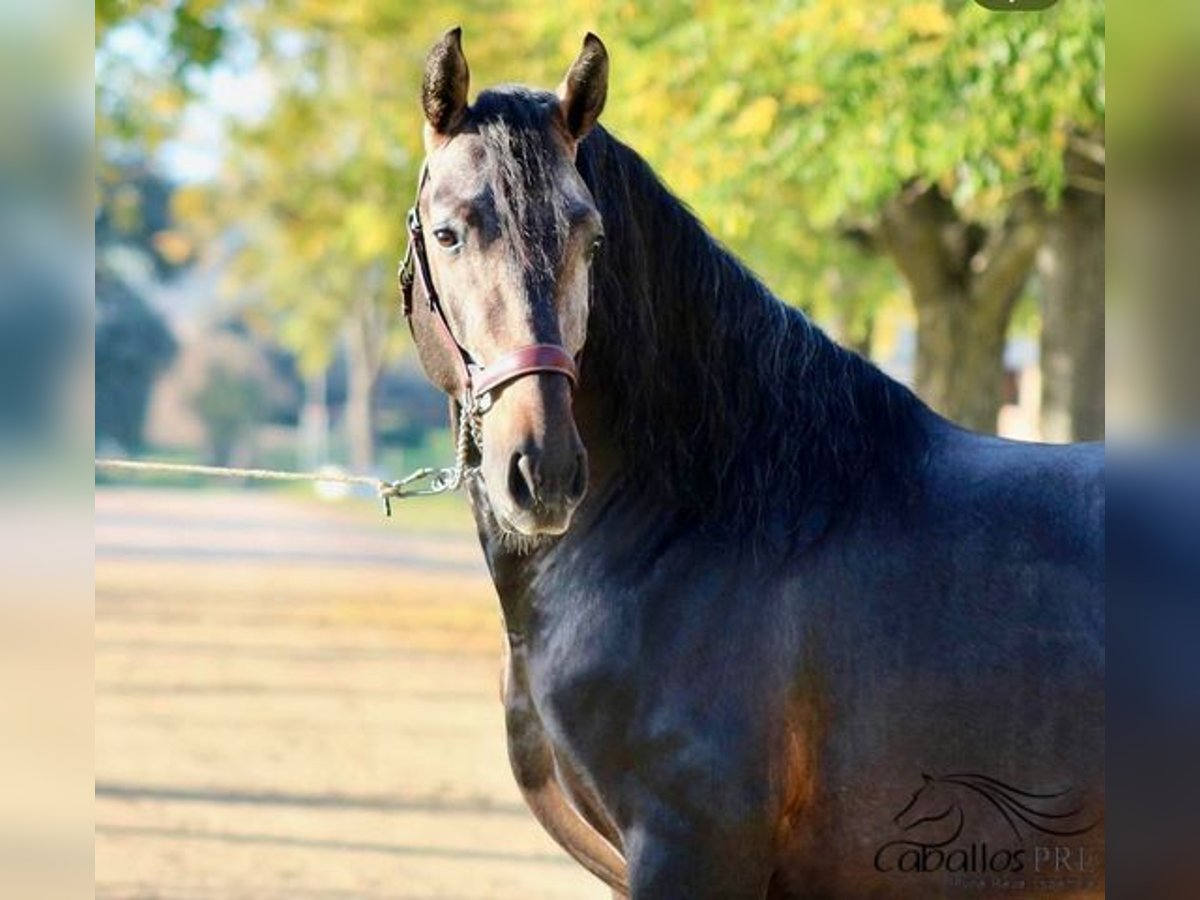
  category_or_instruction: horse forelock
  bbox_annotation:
[467,88,572,293]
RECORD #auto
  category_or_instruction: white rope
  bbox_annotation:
[94,458,462,516]
[96,458,385,488]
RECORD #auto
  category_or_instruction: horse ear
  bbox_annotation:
[422,27,470,136]
[557,33,608,142]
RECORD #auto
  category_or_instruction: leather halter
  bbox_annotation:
[398,164,578,411]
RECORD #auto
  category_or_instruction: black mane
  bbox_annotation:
[576,122,930,538]
[468,88,930,542]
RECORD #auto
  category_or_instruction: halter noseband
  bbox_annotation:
[398,164,578,413]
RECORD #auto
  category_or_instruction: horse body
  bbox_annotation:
[405,32,1103,898]
[469,129,1103,898]
[479,421,1103,898]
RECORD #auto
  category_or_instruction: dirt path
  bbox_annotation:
[95,488,608,900]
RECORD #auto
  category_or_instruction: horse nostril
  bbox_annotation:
[505,446,584,515]
[567,451,587,504]
[508,452,539,511]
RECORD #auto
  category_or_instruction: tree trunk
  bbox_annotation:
[880,184,1044,434]
[345,353,377,473]
[911,284,1012,434]
[342,267,392,474]
[299,369,329,470]
[1038,144,1105,442]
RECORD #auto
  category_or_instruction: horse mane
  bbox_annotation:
[468,87,930,544]
[575,121,930,540]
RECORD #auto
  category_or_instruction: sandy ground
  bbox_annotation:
[95,487,608,900]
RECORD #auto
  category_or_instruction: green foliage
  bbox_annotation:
[190,363,265,465]
[96,0,232,158]
[96,0,228,68]
[546,0,1103,319]
[96,164,194,277]
[97,0,1103,359]
[95,162,187,452]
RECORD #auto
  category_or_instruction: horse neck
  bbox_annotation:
[574,129,926,534]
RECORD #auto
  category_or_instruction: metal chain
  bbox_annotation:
[380,393,481,511]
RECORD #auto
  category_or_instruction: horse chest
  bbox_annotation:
[516,550,802,832]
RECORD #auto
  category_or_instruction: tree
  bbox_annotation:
[539,1,1104,432]
[190,362,265,466]
[95,163,185,452]
[878,183,1045,432]
[96,0,231,168]
[1038,136,1104,441]
[95,267,177,452]
[98,1,1104,439]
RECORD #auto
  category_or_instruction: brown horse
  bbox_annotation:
[401,28,1104,899]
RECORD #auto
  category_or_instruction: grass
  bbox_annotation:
[374,490,476,533]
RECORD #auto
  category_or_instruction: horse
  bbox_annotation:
[399,28,1104,899]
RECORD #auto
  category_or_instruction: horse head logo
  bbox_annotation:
[893,773,964,842]
[892,772,1098,843]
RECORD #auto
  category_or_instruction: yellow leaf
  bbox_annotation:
[152,230,193,265]
[898,3,952,39]
[731,96,780,139]
[708,82,743,119]
[785,83,825,107]
[834,8,869,43]
[344,203,390,260]
[994,146,1022,172]
[171,185,209,223]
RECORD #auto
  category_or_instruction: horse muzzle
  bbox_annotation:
[480,375,587,537]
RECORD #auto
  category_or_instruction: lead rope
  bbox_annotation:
[430,394,482,495]
[381,390,482,510]
[95,399,482,518]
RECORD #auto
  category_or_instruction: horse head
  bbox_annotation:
[405,28,608,539]
[893,773,960,834]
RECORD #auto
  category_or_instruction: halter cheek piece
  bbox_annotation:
[398,164,578,414]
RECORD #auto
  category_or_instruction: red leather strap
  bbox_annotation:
[427,292,473,396]
[470,344,578,398]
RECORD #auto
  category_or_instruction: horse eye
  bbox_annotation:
[587,234,604,262]
[432,227,460,250]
